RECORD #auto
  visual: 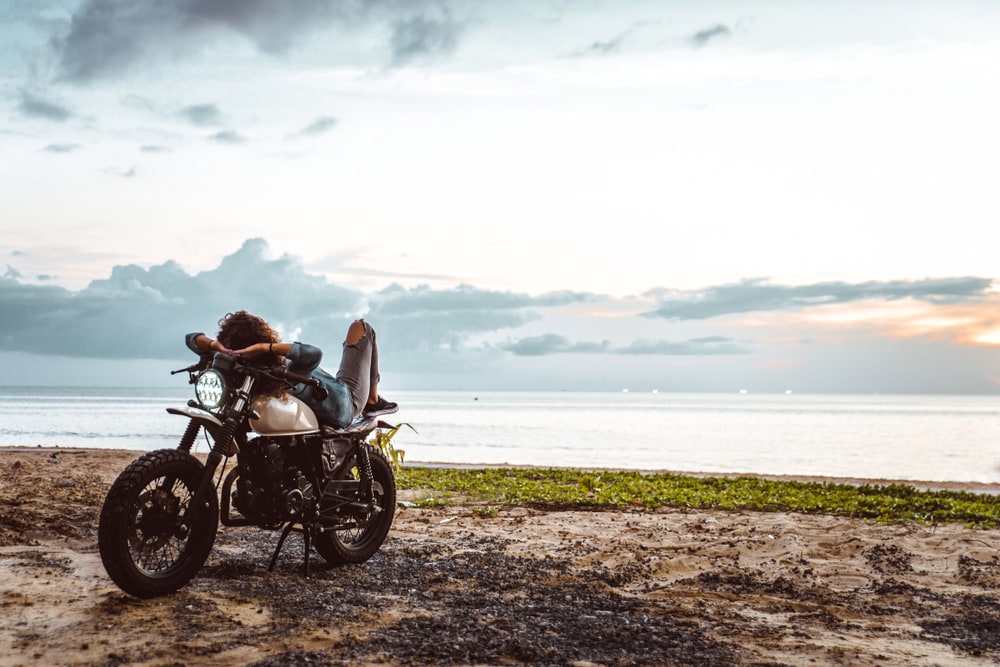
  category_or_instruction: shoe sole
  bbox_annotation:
[363,406,399,417]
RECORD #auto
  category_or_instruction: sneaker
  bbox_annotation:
[363,396,398,416]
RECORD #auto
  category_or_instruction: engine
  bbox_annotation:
[233,437,317,526]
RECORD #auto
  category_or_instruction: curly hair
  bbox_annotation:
[216,311,286,396]
[217,311,280,350]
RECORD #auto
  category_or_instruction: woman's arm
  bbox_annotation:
[232,341,323,374]
[186,332,230,354]
[236,341,292,356]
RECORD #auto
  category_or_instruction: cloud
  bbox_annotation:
[389,13,464,64]
[0,239,365,360]
[501,334,747,357]
[103,166,137,178]
[179,103,223,126]
[617,336,749,355]
[371,283,593,315]
[0,238,596,369]
[50,0,469,82]
[4,240,1000,392]
[501,334,610,356]
[295,116,338,137]
[18,90,73,121]
[691,24,731,47]
[582,23,649,57]
[364,284,598,361]
[140,145,170,153]
[42,143,80,153]
[209,130,247,145]
[586,34,626,55]
[54,0,321,81]
[645,277,995,320]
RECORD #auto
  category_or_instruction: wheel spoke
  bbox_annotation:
[125,475,196,575]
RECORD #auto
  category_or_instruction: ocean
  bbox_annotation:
[1,387,999,484]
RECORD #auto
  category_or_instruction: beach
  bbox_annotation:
[2,447,999,666]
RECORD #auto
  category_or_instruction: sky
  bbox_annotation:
[2,0,1000,392]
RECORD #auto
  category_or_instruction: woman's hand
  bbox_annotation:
[197,334,232,354]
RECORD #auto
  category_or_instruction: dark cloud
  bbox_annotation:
[0,239,600,371]
[209,130,246,145]
[0,239,364,360]
[54,0,323,81]
[179,103,223,126]
[180,0,359,54]
[51,0,467,82]
[390,13,464,64]
[691,24,730,47]
[18,90,73,121]
[646,277,995,320]
[42,143,80,153]
[296,116,338,137]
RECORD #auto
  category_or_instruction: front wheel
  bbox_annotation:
[98,449,219,598]
[314,444,396,565]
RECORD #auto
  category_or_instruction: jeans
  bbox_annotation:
[336,319,380,417]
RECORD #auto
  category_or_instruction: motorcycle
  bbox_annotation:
[98,350,399,598]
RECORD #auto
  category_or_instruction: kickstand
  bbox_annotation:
[267,522,312,577]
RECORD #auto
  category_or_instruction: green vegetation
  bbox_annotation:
[396,466,1000,528]
[369,422,413,472]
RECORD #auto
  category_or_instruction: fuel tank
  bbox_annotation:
[249,395,320,436]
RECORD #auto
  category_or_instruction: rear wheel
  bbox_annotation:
[314,444,396,565]
[98,449,219,598]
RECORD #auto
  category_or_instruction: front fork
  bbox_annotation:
[177,418,201,453]
[182,375,254,528]
[182,417,239,530]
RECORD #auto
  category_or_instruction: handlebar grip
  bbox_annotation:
[279,368,326,396]
[281,368,315,386]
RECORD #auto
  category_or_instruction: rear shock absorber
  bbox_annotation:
[357,443,374,500]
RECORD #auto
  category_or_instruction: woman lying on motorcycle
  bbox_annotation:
[186,311,397,429]
[98,311,400,598]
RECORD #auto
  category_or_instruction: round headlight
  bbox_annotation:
[195,369,226,409]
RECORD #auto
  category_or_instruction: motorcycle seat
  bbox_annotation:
[320,414,380,437]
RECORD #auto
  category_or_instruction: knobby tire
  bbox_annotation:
[314,444,396,565]
[98,449,219,598]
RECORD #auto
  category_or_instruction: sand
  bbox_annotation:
[1,446,999,666]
